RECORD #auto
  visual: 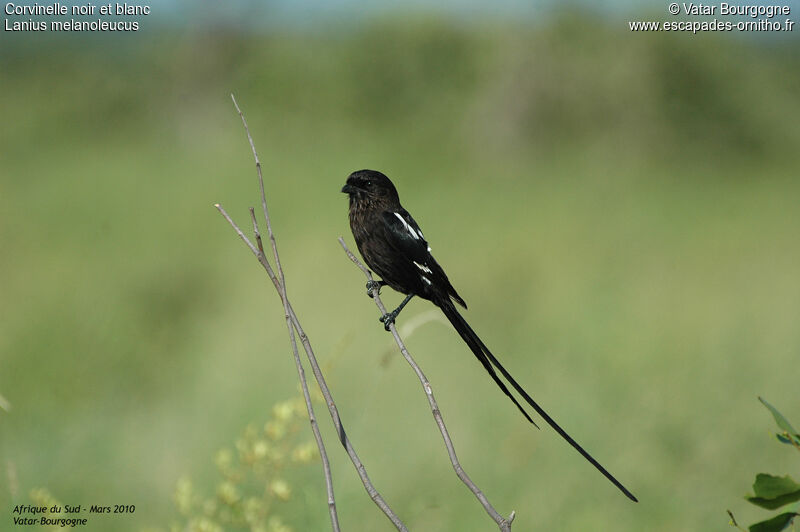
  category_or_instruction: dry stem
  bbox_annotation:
[339,237,516,532]
[216,94,408,531]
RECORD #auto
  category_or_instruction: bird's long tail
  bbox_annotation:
[437,298,638,502]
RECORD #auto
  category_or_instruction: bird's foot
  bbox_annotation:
[379,311,398,331]
[366,280,383,298]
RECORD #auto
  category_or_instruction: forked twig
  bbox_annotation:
[250,207,338,527]
[216,206,407,531]
[217,94,408,531]
[233,95,339,531]
[339,238,516,532]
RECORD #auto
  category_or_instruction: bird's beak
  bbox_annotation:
[341,184,355,194]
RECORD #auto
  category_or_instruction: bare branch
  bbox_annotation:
[220,94,409,531]
[249,209,339,530]
[339,237,517,532]
[230,95,275,262]
[216,204,408,531]
[230,94,339,531]
[249,207,265,256]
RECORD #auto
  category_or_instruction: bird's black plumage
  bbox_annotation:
[342,169,637,502]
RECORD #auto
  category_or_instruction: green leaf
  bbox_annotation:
[759,397,798,435]
[775,433,800,446]
[748,512,798,532]
[753,474,800,499]
[747,474,800,510]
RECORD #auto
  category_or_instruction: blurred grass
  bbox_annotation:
[2,12,799,531]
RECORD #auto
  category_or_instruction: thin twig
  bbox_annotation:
[216,204,408,531]
[249,207,265,255]
[231,96,275,264]
[726,510,746,531]
[249,209,340,530]
[232,99,341,531]
[339,237,517,532]
[223,96,409,529]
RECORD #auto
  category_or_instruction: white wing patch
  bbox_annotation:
[413,261,432,274]
[394,212,419,239]
[421,275,432,286]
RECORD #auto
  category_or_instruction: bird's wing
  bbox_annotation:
[381,209,431,264]
[382,209,467,307]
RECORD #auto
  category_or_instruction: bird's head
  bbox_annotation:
[341,170,399,204]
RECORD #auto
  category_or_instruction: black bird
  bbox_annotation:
[342,169,637,502]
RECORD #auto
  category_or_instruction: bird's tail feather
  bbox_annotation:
[439,299,537,427]
[438,298,638,503]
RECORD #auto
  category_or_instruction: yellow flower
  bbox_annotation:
[291,442,317,463]
[272,401,294,422]
[253,440,269,459]
[217,481,240,505]
[269,479,291,501]
[264,421,286,440]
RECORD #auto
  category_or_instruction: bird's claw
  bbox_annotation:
[366,280,382,298]
[379,312,397,331]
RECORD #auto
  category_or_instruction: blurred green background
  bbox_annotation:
[2,4,799,531]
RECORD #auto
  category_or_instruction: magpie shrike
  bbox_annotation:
[342,169,636,502]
